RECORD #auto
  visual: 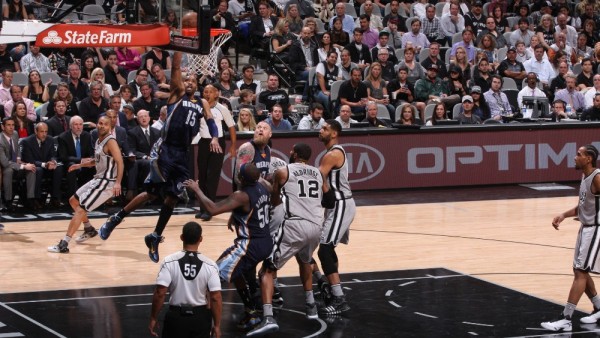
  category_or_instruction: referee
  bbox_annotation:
[149,222,222,338]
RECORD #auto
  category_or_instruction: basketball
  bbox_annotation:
[182,11,197,29]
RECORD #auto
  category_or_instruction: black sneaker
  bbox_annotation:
[318,278,332,304]
[236,310,261,331]
[194,211,212,221]
[144,233,164,263]
[47,240,69,253]
[246,315,278,336]
[319,295,350,315]
[99,214,122,240]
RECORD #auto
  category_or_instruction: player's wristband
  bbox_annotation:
[206,118,218,138]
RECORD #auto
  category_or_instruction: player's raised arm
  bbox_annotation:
[168,52,185,105]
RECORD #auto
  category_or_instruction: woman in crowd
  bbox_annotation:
[90,68,113,99]
[3,0,27,20]
[445,65,467,101]
[317,32,341,64]
[477,34,499,69]
[536,14,556,50]
[80,56,96,84]
[271,20,296,63]
[527,35,549,60]
[236,108,257,131]
[304,17,322,45]
[489,4,509,33]
[119,84,135,110]
[397,103,419,125]
[213,69,239,99]
[330,17,349,51]
[163,9,178,31]
[398,47,425,86]
[365,62,395,120]
[12,101,33,138]
[23,70,50,108]
[470,86,491,120]
[449,46,472,84]
[582,19,599,49]
[46,82,78,118]
[145,47,171,74]
[217,57,239,82]
[313,0,333,29]
[426,102,448,126]
[286,4,304,35]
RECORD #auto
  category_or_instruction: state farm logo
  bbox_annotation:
[314,143,385,183]
[42,31,62,44]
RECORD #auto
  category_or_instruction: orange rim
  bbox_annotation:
[180,28,231,37]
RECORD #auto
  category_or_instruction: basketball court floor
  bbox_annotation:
[1,183,599,337]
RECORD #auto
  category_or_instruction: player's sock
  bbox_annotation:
[116,209,129,220]
[305,290,315,304]
[263,303,273,317]
[563,302,576,319]
[154,204,174,235]
[591,295,600,310]
[331,283,343,297]
[83,221,93,231]
[63,235,71,244]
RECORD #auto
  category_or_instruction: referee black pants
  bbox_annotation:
[197,137,226,205]
[162,306,211,338]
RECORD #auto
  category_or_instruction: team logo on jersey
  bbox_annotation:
[314,143,385,184]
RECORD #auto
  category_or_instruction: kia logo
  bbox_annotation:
[314,143,385,183]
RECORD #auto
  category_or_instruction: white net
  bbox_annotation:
[187,31,232,78]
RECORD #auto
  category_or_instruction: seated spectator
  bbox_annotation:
[365,62,395,120]
[523,45,554,86]
[48,48,75,80]
[238,89,259,116]
[329,2,355,36]
[515,41,533,63]
[339,68,369,118]
[554,74,585,115]
[236,65,262,97]
[133,82,161,120]
[144,47,171,74]
[420,42,448,80]
[536,14,556,50]
[550,98,568,121]
[213,70,239,99]
[317,32,341,65]
[362,101,391,127]
[12,101,33,138]
[297,103,325,130]
[387,66,423,117]
[415,64,452,106]
[470,86,491,120]
[517,72,548,110]
[315,50,342,116]
[258,74,290,115]
[212,1,236,55]
[250,2,278,52]
[335,104,358,128]
[456,95,483,124]
[22,70,50,108]
[80,56,96,84]
[265,104,292,131]
[78,81,109,128]
[489,4,509,33]
[357,14,379,49]
[548,32,576,67]
[103,51,127,92]
[67,63,89,103]
[330,17,350,51]
[91,67,114,99]
[548,61,569,101]
[358,0,383,31]
[582,19,599,49]
[0,44,20,73]
[284,4,303,34]
[119,84,135,110]
[313,0,333,28]
[383,0,406,30]
[21,122,63,208]
[20,42,50,74]
[483,75,513,121]
[396,102,418,125]
[46,99,70,137]
[444,65,467,107]
[27,0,47,20]
[581,92,600,121]
[271,19,296,63]
[476,17,507,49]
[449,46,472,84]
[473,58,494,93]
[425,102,447,126]
[0,117,36,211]
[421,4,445,46]
[372,31,398,65]
[477,34,499,69]
[381,17,403,50]
[57,116,94,198]
[510,19,535,48]
[345,28,373,72]
[401,18,430,54]
[440,3,465,46]
[151,105,167,131]
[236,108,257,131]
[339,49,358,80]
[122,104,138,129]
[584,74,600,108]
[497,47,527,89]
[372,46,396,82]
[150,63,170,103]
[555,13,578,48]
[577,58,594,91]
[115,46,142,75]
[126,110,160,200]
[3,0,27,20]
[4,85,35,122]
[575,33,594,62]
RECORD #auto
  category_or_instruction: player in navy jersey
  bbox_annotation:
[184,163,273,331]
[233,121,272,187]
[98,51,222,263]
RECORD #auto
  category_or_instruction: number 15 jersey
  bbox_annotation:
[281,163,324,226]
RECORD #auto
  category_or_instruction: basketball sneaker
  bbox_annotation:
[236,310,261,331]
[318,278,332,304]
[541,315,572,331]
[99,214,122,240]
[305,302,318,319]
[47,240,69,253]
[246,316,279,336]
[75,228,98,243]
[581,308,600,324]
[144,233,164,263]
[319,295,350,315]
[272,286,284,304]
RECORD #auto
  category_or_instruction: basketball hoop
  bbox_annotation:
[187,28,232,78]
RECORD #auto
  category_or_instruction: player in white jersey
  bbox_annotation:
[317,119,356,316]
[541,145,600,331]
[47,116,124,254]
[248,143,335,337]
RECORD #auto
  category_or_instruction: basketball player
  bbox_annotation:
[317,119,356,315]
[48,116,124,253]
[183,163,272,331]
[98,51,221,263]
[247,143,335,336]
[541,145,600,331]
[149,221,222,338]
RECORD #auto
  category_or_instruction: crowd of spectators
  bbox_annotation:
[1,0,600,211]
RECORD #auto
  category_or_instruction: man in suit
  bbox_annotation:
[249,1,278,52]
[46,99,71,137]
[0,117,36,210]
[20,122,63,208]
[126,110,159,201]
[57,116,94,198]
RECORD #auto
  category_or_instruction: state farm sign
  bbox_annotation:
[36,24,170,47]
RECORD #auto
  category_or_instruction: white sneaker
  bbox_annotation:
[541,317,572,331]
[581,309,600,324]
